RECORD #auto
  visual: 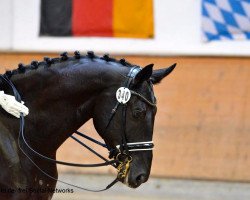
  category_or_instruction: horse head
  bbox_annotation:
[93,63,176,188]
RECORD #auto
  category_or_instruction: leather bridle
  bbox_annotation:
[0,66,157,192]
[100,66,156,182]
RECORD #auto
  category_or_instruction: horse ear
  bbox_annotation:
[150,63,176,84]
[133,64,153,85]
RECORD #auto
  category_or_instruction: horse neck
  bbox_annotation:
[6,62,124,153]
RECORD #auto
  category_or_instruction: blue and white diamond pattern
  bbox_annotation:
[202,0,250,41]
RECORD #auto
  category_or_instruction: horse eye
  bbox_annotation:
[133,108,146,119]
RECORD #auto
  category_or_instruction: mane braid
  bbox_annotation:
[4,51,136,78]
[18,63,26,73]
[74,51,81,59]
[87,51,96,59]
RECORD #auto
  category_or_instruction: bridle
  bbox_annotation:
[101,66,156,182]
[0,66,157,192]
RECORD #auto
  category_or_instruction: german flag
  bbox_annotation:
[40,0,154,38]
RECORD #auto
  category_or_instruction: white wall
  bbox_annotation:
[1,0,250,56]
[0,0,13,50]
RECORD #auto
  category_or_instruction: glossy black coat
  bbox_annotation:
[0,53,176,199]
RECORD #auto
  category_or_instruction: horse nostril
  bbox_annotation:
[136,174,147,185]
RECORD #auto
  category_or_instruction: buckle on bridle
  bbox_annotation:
[116,153,132,181]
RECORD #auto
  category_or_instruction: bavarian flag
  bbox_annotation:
[40,0,154,38]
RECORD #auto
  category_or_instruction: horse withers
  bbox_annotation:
[0,52,176,200]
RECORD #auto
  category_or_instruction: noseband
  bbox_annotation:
[0,66,156,192]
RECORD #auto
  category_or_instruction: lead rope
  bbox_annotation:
[0,74,119,192]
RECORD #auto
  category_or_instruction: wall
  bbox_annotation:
[1,53,250,182]
[1,0,250,56]
[0,0,13,50]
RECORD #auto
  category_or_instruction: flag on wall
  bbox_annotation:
[40,0,154,38]
[202,0,250,41]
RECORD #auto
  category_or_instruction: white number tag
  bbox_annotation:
[116,87,131,104]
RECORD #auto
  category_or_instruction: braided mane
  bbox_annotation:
[5,51,134,78]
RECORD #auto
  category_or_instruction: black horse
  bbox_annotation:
[0,52,175,200]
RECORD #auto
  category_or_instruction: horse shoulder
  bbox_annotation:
[0,122,20,165]
[0,122,28,189]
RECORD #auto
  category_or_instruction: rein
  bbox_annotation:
[0,66,157,192]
